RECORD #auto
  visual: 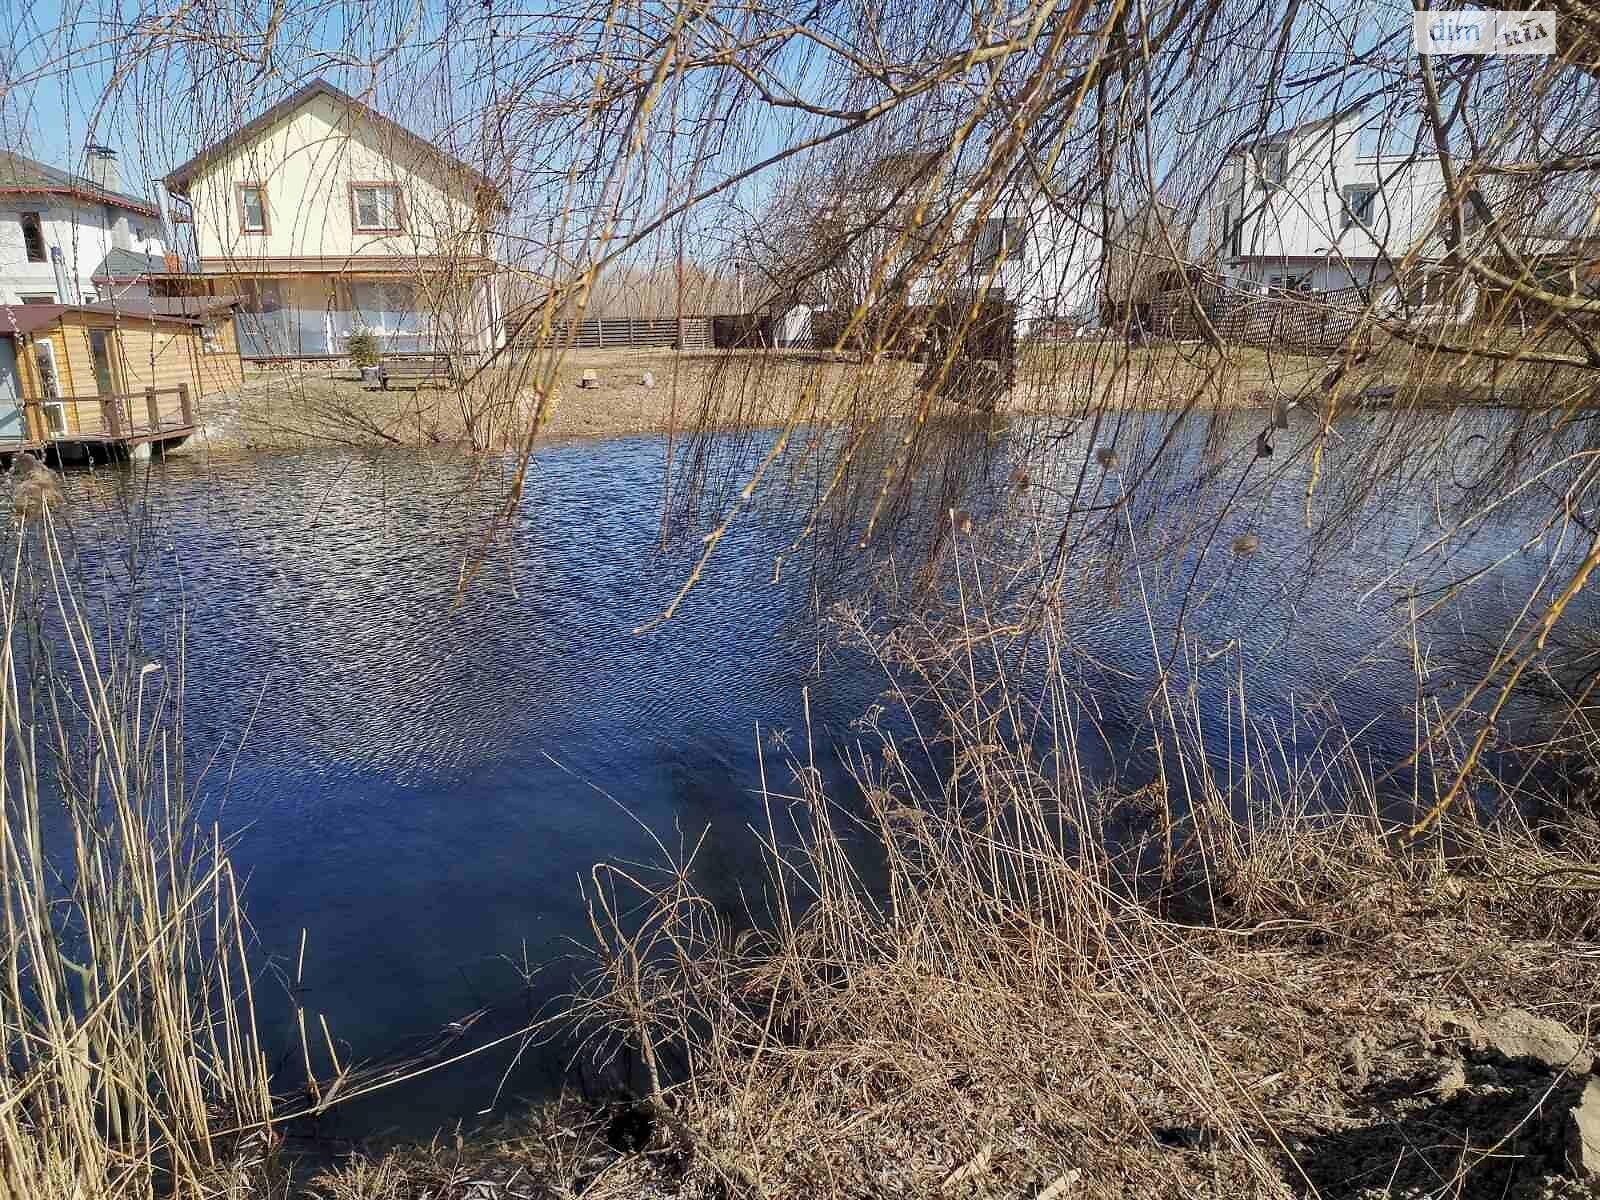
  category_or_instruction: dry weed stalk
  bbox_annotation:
[0,510,274,1200]
[568,519,1599,1198]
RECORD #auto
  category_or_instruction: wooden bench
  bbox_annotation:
[370,354,461,390]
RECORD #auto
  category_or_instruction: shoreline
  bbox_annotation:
[170,343,1547,460]
[307,797,1600,1200]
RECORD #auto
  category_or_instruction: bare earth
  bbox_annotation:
[179,350,921,456]
[175,341,1579,459]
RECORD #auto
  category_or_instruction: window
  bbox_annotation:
[1341,184,1379,230]
[18,294,56,305]
[1401,271,1452,306]
[1256,145,1288,190]
[1220,203,1242,257]
[238,184,268,234]
[350,183,404,233]
[1267,272,1314,293]
[350,280,419,330]
[973,219,1027,266]
[240,278,284,313]
[200,322,223,353]
[20,212,45,263]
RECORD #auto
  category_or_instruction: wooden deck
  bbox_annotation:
[0,385,197,459]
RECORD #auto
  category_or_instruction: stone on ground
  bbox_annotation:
[579,369,599,389]
[1569,1078,1600,1179]
[640,371,655,388]
[1430,1007,1594,1075]
[1478,1009,1594,1075]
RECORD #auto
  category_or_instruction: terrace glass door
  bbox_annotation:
[0,340,25,443]
[88,330,117,395]
[32,341,68,437]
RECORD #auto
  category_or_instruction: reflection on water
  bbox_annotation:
[27,407,1594,1139]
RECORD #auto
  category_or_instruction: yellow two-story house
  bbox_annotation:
[153,79,504,360]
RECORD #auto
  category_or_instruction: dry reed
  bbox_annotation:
[543,520,1600,1200]
[0,505,276,1200]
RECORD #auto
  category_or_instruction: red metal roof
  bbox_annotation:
[0,301,209,337]
[0,305,68,335]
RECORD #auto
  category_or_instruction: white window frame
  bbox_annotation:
[351,184,405,233]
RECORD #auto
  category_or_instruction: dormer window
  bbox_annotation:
[1341,184,1379,229]
[238,184,268,234]
[1256,145,1288,190]
[351,183,404,233]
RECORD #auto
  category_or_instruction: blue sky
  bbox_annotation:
[7,0,480,196]
[4,0,1538,264]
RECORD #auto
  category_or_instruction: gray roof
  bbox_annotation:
[91,247,164,281]
[0,149,159,216]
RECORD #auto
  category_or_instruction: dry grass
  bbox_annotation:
[309,522,1600,1200]
[180,334,1599,464]
[0,504,278,1199]
[180,352,923,456]
[1014,333,1600,414]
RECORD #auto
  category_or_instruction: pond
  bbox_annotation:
[30,405,1595,1141]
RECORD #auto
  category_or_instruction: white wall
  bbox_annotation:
[1215,116,1448,278]
[908,193,1105,332]
[0,202,165,304]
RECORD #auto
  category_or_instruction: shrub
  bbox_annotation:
[347,328,381,368]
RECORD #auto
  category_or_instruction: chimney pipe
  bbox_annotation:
[50,246,79,304]
[85,144,121,194]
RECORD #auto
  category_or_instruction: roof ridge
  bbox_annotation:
[0,148,160,215]
[162,77,497,199]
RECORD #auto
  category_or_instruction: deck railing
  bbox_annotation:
[31,385,195,443]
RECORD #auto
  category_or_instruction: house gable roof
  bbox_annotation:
[90,247,164,282]
[1229,100,1372,153]
[0,150,160,217]
[162,78,498,201]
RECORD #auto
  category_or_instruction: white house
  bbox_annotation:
[774,152,1108,339]
[1213,108,1465,311]
[0,148,167,306]
[905,186,1106,335]
[155,79,505,359]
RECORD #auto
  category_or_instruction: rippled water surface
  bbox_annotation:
[34,409,1595,1139]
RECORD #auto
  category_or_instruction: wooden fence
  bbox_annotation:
[809,298,1016,367]
[1146,278,1372,354]
[38,385,194,443]
[508,315,713,352]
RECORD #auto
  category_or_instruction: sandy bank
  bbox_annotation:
[173,341,1566,459]
[178,350,920,456]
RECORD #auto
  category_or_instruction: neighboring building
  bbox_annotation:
[1473,180,1599,321]
[153,78,506,360]
[899,186,1106,335]
[1212,108,1468,315]
[779,151,1107,338]
[1,147,167,306]
[90,248,166,301]
[0,300,242,455]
